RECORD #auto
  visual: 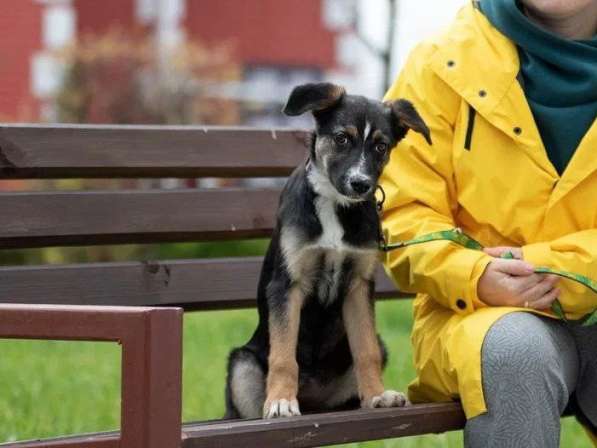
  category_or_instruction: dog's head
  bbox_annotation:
[284,83,431,203]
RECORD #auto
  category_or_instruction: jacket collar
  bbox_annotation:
[429,3,518,119]
[429,2,596,207]
[549,119,597,207]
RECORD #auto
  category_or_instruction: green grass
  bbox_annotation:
[0,300,591,446]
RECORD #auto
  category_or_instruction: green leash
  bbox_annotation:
[380,228,597,326]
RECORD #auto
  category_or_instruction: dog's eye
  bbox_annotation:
[334,133,349,146]
[375,143,388,154]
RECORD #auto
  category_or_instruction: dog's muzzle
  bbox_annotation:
[347,175,374,197]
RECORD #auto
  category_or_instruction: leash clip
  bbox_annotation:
[376,185,388,251]
[375,185,386,215]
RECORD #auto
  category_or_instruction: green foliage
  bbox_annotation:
[1,240,270,267]
[150,239,270,260]
[0,301,591,446]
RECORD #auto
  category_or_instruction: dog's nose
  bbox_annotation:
[350,178,373,195]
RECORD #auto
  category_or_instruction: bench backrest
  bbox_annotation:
[0,125,404,310]
[0,125,464,448]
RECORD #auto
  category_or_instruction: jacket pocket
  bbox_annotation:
[464,104,476,151]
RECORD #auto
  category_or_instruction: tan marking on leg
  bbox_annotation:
[343,277,407,409]
[342,278,385,402]
[352,252,378,281]
[264,285,305,418]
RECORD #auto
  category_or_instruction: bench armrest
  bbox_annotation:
[0,304,183,448]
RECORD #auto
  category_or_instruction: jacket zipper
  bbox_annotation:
[464,104,476,151]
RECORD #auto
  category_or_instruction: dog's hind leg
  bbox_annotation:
[225,347,266,419]
[314,337,389,411]
[319,367,360,410]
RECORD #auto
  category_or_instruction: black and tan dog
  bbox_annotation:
[225,83,431,419]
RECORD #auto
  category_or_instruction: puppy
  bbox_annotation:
[225,83,431,419]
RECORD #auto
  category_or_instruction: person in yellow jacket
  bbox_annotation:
[381,0,597,446]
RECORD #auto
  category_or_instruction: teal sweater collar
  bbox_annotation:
[479,0,597,174]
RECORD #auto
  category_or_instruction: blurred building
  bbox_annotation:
[73,0,352,126]
[0,1,40,121]
[0,0,466,124]
[0,0,74,121]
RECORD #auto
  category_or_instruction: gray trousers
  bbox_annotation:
[465,312,597,448]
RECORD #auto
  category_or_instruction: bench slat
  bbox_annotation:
[0,189,280,249]
[0,403,465,448]
[182,403,465,447]
[0,436,118,448]
[0,258,406,310]
[0,125,308,179]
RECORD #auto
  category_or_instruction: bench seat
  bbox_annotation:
[3,403,465,448]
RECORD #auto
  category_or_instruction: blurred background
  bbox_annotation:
[3,1,589,447]
[0,0,590,448]
[0,0,466,127]
[0,0,467,266]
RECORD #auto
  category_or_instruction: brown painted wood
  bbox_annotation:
[0,304,182,448]
[0,125,308,179]
[1,403,465,448]
[0,189,281,249]
[0,258,407,310]
[120,306,182,448]
[181,403,465,447]
[0,124,447,447]
[0,435,119,448]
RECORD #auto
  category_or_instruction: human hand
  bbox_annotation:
[477,258,560,310]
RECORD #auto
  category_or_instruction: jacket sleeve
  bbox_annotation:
[523,230,597,302]
[381,44,492,315]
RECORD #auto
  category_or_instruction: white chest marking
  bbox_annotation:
[314,196,345,250]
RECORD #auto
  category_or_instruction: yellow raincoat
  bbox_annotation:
[381,3,597,420]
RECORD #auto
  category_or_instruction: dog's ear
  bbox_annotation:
[387,99,432,145]
[283,83,346,116]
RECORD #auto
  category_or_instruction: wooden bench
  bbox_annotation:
[0,124,465,448]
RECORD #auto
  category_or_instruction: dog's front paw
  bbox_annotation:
[362,390,409,409]
[263,398,301,418]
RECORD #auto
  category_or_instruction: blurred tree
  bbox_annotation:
[354,0,398,91]
[23,31,246,266]
[56,30,241,125]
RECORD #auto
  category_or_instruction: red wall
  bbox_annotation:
[75,0,337,68]
[0,0,42,121]
[185,0,336,68]
[76,0,136,37]
[0,0,337,121]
